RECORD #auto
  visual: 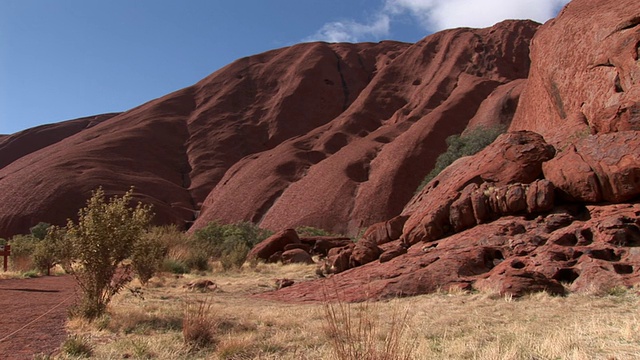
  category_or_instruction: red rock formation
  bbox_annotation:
[0,20,538,239]
[247,229,300,262]
[195,20,538,235]
[0,41,407,238]
[511,0,640,145]
[0,113,118,169]
[257,0,640,302]
[543,131,640,203]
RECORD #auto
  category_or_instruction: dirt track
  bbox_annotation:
[0,276,76,359]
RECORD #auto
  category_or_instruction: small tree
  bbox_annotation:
[32,225,66,276]
[131,231,168,285]
[30,222,51,240]
[63,187,153,319]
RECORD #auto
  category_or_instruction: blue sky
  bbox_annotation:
[0,0,569,135]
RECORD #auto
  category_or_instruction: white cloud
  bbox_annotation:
[386,0,571,31]
[305,14,390,43]
[308,0,571,43]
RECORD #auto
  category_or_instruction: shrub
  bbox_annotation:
[62,187,153,320]
[30,222,51,240]
[416,124,506,193]
[8,234,39,271]
[219,242,250,271]
[32,225,67,275]
[191,222,272,270]
[161,259,189,274]
[131,230,168,285]
[295,225,339,237]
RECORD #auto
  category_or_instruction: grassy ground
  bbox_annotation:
[53,262,640,359]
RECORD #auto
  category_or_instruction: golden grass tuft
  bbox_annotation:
[323,299,412,360]
[182,295,218,350]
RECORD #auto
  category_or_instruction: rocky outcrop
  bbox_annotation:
[401,131,555,245]
[259,203,640,302]
[247,229,300,262]
[511,0,640,145]
[257,0,640,302]
[193,20,539,236]
[543,131,640,203]
[0,19,539,239]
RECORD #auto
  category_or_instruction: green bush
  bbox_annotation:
[220,242,251,270]
[191,222,272,269]
[162,259,189,274]
[32,225,68,275]
[8,234,39,271]
[131,231,168,285]
[416,125,506,193]
[295,226,339,237]
[30,222,51,240]
[62,187,153,320]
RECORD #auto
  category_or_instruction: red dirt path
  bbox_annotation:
[0,276,76,359]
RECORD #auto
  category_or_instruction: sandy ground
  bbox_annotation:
[0,276,76,359]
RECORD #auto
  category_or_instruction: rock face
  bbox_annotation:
[511,0,640,145]
[401,131,555,245]
[259,203,640,302]
[0,20,538,239]
[197,20,539,236]
[256,0,640,302]
[543,131,640,203]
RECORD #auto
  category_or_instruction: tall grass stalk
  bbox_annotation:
[182,295,217,350]
[323,295,412,360]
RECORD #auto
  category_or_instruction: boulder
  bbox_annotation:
[308,237,353,257]
[350,239,381,267]
[402,131,555,244]
[247,229,300,261]
[321,245,354,275]
[283,243,312,253]
[543,132,640,203]
[281,249,314,265]
[476,260,566,297]
[379,243,408,263]
[361,215,409,245]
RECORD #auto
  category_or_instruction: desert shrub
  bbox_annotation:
[62,187,153,320]
[416,124,506,193]
[22,269,39,278]
[296,225,339,237]
[30,222,51,240]
[32,225,68,275]
[132,230,168,285]
[8,234,39,271]
[62,335,94,357]
[191,221,272,269]
[162,259,189,274]
[219,242,251,271]
[185,253,210,271]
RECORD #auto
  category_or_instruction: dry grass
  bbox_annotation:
[183,295,217,349]
[323,298,412,360]
[59,262,640,359]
